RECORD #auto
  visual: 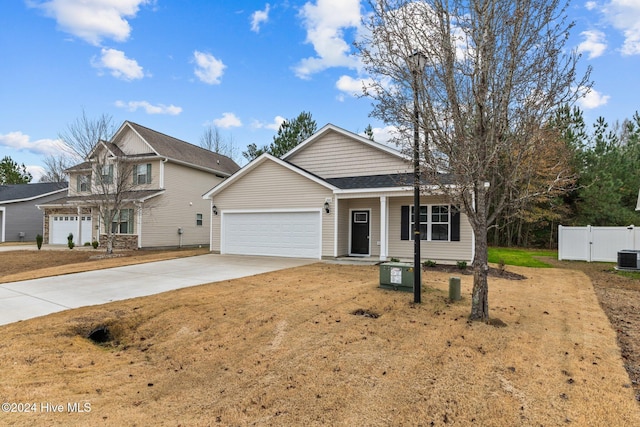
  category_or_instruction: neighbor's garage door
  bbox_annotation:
[222,211,321,259]
[50,215,93,245]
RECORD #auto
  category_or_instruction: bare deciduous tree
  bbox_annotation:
[58,112,139,254]
[200,125,239,162]
[356,0,590,320]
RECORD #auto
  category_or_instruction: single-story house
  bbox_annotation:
[203,124,474,262]
[0,182,68,242]
[38,121,240,249]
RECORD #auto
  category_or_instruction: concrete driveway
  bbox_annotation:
[0,254,316,326]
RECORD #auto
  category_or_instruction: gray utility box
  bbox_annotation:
[380,262,414,292]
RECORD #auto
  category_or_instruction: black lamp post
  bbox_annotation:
[408,51,427,304]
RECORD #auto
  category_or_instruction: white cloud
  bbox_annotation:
[336,75,373,97]
[251,4,271,33]
[115,100,182,115]
[585,1,598,11]
[294,0,362,79]
[252,116,285,130]
[193,51,226,84]
[213,112,242,128]
[92,48,144,80]
[577,30,608,59]
[26,165,46,183]
[359,125,399,146]
[28,0,151,46]
[576,86,610,109]
[0,131,70,156]
[600,0,640,55]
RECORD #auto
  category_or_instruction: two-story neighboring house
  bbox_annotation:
[39,121,240,249]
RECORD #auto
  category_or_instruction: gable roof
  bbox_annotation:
[282,123,409,162]
[122,122,240,176]
[203,153,338,199]
[0,182,68,204]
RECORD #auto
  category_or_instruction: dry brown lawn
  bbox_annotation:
[1,251,639,426]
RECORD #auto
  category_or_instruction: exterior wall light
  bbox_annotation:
[212,205,218,215]
[324,201,330,214]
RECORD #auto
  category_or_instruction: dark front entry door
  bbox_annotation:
[351,210,370,255]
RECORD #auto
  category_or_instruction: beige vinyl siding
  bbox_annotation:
[210,160,334,257]
[116,128,153,155]
[387,196,473,263]
[286,130,410,178]
[140,162,223,248]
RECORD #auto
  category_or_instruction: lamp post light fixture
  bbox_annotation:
[408,51,427,304]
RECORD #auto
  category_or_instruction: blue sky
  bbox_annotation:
[1,0,639,181]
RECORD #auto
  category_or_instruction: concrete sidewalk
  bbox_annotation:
[0,254,316,326]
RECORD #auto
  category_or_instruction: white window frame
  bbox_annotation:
[409,204,451,242]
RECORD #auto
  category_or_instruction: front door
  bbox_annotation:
[351,210,370,255]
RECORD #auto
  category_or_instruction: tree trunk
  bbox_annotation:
[470,186,490,321]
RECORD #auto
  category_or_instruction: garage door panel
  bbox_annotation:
[223,212,320,259]
[50,215,93,245]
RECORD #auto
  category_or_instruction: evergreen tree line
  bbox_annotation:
[489,107,640,248]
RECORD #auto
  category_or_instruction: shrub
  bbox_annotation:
[92,240,99,249]
[390,257,400,262]
[67,233,75,249]
[84,242,91,246]
[457,261,467,270]
[423,260,437,268]
[36,234,43,250]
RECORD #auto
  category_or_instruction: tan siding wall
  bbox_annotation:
[141,162,222,248]
[210,160,334,257]
[387,196,473,263]
[117,128,152,154]
[287,131,410,178]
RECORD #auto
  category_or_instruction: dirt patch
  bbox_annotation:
[544,257,640,402]
[0,262,638,425]
[423,264,527,280]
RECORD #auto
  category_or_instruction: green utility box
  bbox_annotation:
[380,262,414,292]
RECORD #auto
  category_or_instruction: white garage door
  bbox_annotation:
[50,215,93,245]
[222,211,321,259]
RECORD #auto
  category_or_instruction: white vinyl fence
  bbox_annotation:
[558,225,640,262]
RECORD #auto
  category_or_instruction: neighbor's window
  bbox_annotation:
[77,174,90,192]
[196,213,203,226]
[100,164,114,184]
[133,163,152,185]
[111,209,134,234]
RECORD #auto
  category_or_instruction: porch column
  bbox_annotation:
[137,202,143,249]
[379,196,388,261]
[76,206,82,246]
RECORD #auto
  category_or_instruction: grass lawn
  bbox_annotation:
[488,247,557,268]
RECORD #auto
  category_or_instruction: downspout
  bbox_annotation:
[136,201,143,249]
[209,199,214,252]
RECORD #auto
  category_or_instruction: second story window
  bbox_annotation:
[77,174,90,192]
[133,164,152,185]
[100,164,113,184]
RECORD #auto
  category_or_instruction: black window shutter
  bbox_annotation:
[401,205,409,240]
[451,205,460,241]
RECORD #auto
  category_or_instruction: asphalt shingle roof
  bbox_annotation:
[127,122,240,176]
[325,173,455,189]
[0,182,68,203]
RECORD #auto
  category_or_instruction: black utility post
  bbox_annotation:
[408,51,426,304]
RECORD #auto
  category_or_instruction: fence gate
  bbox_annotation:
[558,225,640,262]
